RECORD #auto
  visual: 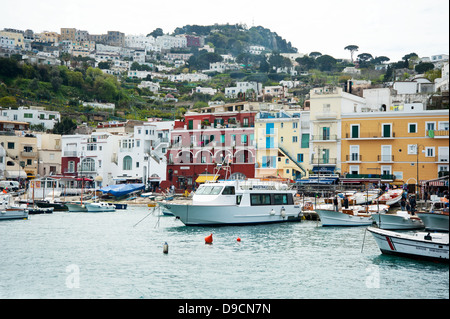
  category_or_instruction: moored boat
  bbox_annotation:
[65,202,88,212]
[316,204,389,227]
[85,202,116,212]
[1,195,28,220]
[158,179,302,226]
[416,201,449,232]
[27,206,54,214]
[377,189,403,206]
[371,210,424,230]
[367,226,449,263]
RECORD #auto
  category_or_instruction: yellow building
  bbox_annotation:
[0,131,38,179]
[341,108,449,191]
[0,29,25,49]
[254,110,308,180]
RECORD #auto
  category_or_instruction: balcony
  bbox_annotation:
[344,173,396,181]
[63,151,78,157]
[20,151,37,158]
[346,154,362,162]
[311,134,338,141]
[428,130,449,138]
[345,132,395,139]
[315,112,338,120]
[377,155,394,162]
[311,157,337,165]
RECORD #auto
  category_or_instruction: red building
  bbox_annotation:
[162,102,258,191]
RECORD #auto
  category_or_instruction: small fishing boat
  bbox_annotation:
[377,189,403,206]
[367,226,449,263]
[85,202,116,212]
[316,204,389,227]
[65,202,88,212]
[371,210,424,230]
[416,200,449,232]
[0,195,28,220]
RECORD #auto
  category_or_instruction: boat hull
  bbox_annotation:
[27,207,54,214]
[85,203,116,212]
[371,213,424,230]
[316,209,374,227]
[416,213,449,232]
[0,209,28,220]
[66,203,88,212]
[158,202,302,226]
[367,226,449,263]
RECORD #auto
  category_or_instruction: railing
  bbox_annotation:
[344,174,396,180]
[428,130,449,138]
[377,155,394,162]
[311,134,338,141]
[345,132,395,138]
[311,157,337,164]
[346,154,362,161]
[20,151,37,157]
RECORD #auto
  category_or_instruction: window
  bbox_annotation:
[350,125,359,138]
[81,158,95,172]
[425,147,435,157]
[292,136,298,143]
[123,156,132,170]
[261,156,276,168]
[222,186,235,195]
[68,161,75,173]
[24,113,33,118]
[7,142,14,149]
[426,122,436,132]
[382,123,392,137]
[349,165,359,175]
[273,194,288,205]
[381,166,392,176]
[250,194,271,205]
[297,154,303,162]
[408,123,417,133]
[301,134,309,148]
[350,145,360,161]
[293,122,298,129]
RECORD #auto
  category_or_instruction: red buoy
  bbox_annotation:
[237,237,241,242]
[205,233,213,244]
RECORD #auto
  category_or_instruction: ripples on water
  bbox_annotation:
[0,205,448,299]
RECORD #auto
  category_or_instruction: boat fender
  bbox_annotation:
[280,207,286,218]
[270,209,275,215]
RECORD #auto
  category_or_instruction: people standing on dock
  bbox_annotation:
[343,196,349,209]
[333,197,339,211]
[409,195,417,215]
[400,197,407,211]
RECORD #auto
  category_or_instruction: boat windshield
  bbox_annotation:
[195,185,223,195]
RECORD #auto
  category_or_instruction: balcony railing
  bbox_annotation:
[20,151,37,157]
[345,173,396,181]
[345,132,395,138]
[311,157,337,164]
[346,154,362,162]
[311,134,338,141]
[428,130,449,138]
[377,155,394,162]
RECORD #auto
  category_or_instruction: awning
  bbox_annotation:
[4,170,25,179]
[196,175,218,183]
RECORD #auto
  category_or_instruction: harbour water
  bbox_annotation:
[0,205,448,299]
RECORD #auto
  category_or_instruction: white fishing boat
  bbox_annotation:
[377,189,403,205]
[316,204,389,227]
[65,202,88,212]
[367,226,449,263]
[158,179,302,226]
[416,200,449,232]
[85,202,116,212]
[347,190,380,205]
[371,210,424,230]
[0,195,28,220]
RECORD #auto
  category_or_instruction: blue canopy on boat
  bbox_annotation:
[99,183,145,197]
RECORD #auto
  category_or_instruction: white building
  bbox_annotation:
[117,121,173,186]
[138,81,160,93]
[193,87,217,95]
[225,81,262,98]
[0,106,60,129]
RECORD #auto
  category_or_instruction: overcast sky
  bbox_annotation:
[2,0,448,62]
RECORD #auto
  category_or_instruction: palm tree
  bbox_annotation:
[344,45,359,63]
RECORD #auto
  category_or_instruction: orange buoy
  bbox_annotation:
[205,233,213,244]
[237,237,241,242]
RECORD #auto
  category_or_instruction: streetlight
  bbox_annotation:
[416,144,425,199]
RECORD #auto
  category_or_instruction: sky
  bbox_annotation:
[2,0,448,62]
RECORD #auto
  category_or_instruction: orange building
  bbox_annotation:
[341,108,449,192]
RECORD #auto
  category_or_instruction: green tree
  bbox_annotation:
[415,62,435,74]
[52,117,77,135]
[344,45,359,63]
[315,55,337,71]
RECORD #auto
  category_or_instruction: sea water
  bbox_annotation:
[0,205,448,299]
